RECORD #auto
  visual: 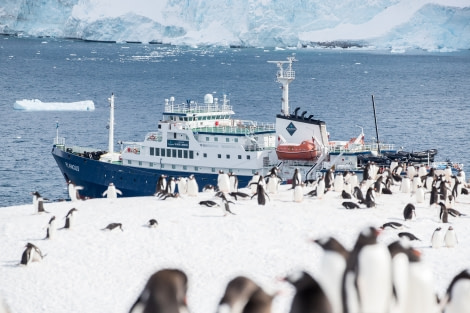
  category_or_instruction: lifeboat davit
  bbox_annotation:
[276,140,319,160]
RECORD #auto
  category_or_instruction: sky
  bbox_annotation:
[0,174,469,313]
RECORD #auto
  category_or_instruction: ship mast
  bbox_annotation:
[268,56,297,116]
[108,93,115,155]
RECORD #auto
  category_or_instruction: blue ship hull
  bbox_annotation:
[52,145,253,199]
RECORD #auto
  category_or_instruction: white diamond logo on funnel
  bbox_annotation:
[286,122,297,136]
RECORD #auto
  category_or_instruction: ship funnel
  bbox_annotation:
[268,56,296,116]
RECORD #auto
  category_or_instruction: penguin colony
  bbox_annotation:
[4,162,469,313]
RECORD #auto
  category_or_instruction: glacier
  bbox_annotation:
[0,0,469,51]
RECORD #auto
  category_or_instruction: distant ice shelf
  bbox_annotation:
[14,99,95,111]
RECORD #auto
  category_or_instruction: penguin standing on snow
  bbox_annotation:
[293,183,304,203]
[291,168,302,189]
[129,269,189,313]
[62,208,78,229]
[102,223,123,231]
[342,227,392,313]
[415,184,425,203]
[45,216,56,240]
[316,175,326,199]
[148,219,158,228]
[186,174,199,197]
[324,168,335,191]
[283,270,333,313]
[266,172,280,194]
[431,227,444,248]
[102,182,122,198]
[167,176,176,194]
[444,226,458,247]
[20,243,44,265]
[403,203,416,221]
[67,180,83,202]
[176,177,188,195]
[228,172,238,192]
[251,182,269,206]
[334,172,344,192]
[439,202,449,223]
[217,170,231,193]
[248,172,261,194]
[155,174,167,195]
[441,269,470,313]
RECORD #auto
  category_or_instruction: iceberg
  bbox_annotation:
[13,99,95,111]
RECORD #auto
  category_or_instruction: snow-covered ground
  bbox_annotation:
[0,178,469,313]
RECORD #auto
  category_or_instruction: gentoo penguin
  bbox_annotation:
[400,177,411,193]
[167,176,176,194]
[342,201,360,209]
[217,170,231,193]
[177,177,188,195]
[398,232,421,241]
[32,191,47,211]
[220,194,236,216]
[441,269,470,313]
[148,219,158,228]
[228,191,250,201]
[313,237,349,313]
[155,174,167,194]
[444,226,458,247]
[316,175,325,199]
[431,227,444,248]
[251,182,269,205]
[67,180,83,202]
[45,216,56,240]
[20,243,44,265]
[36,198,47,214]
[380,222,404,230]
[448,208,466,217]
[248,172,260,194]
[341,190,352,199]
[186,174,199,197]
[228,172,239,192]
[202,184,216,192]
[266,173,280,194]
[352,186,365,202]
[415,184,425,203]
[342,227,392,313]
[373,175,384,195]
[334,172,344,192]
[62,208,78,229]
[293,183,304,203]
[439,202,449,223]
[403,203,416,221]
[407,164,416,179]
[283,270,333,313]
[412,175,421,193]
[349,172,359,189]
[216,276,260,313]
[429,185,439,206]
[102,182,122,198]
[291,168,302,190]
[129,268,188,313]
[102,223,123,231]
[199,200,219,207]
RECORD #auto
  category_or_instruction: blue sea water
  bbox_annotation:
[1,37,469,207]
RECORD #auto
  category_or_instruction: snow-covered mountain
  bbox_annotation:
[1,0,469,51]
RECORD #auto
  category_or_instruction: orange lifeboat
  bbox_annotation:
[276,140,318,160]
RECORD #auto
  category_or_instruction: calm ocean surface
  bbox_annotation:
[1,37,469,207]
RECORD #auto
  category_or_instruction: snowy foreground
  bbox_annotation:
[1,183,469,313]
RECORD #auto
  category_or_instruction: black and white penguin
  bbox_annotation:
[177,177,188,195]
[102,182,122,198]
[32,191,47,211]
[199,200,219,207]
[220,194,236,216]
[216,276,260,313]
[374,175,384,195]
[228,172,239,192]
[444,226,458,248]
[62,208,78,229]
[439,202,449,223]
[167,176,176,194]
[341,190,352,199]
[228,191,251,201]
[291,168,302,190]
[352,186,365,202]
[403,203,416,221]
[362,187,376,208]
[217,170,231,193]
[248,172,261,194]
[102,223,123,231]
[266,173,281,194]
[313,237,349,313]
[380,222,404,230]
[284,270,333,313]
[448,208,466,217]
[251,183,269,206]
[186,174,199,197]
[415,184,425,203]
[400,177,411,193]
[293,182,304,203]
[398,232,421,241]
[324,168,334,191]
[129,268,189,313]
[441,269,470,313]
[316,175,326,199]
[429,185,439,207]
[334,172,344,192]
[342,201,360,209]
[155,174,167,194]
[20,243,44,265]
[67,180,83,202]
[342,227,392,313]
[148,219,158,228]
[45,216,56,240]
[431,227,444,248]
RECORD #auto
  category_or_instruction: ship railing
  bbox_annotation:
[53,137,66,146]
[328,142,395,153]
[192,122,275,135]
[165,103,233,114]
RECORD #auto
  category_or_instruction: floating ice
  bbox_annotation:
[13,99,95,111]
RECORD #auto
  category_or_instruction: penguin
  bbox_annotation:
[248,172,260,194]
[67,180,83,202]
[159,192,179,200]
[398,232,421,241]
[228,191,250,201]
[36,198,47,214]
[350,172,359,189]
[102,182,122,198]
[447,208,466,217]
[444,226,458,248]
[431,227,444,248]
[217,170,231,193]
[291,168,302,190]
[316,175,325,199]
[167,176,176,194]
[411,175,421,193]
[186,174,199,197]
[20,243,44,265]
[429,185,439,206]
[439,202,449,223]
[342,227,392,313]
[251,183,269,206]
[380,222,404,230]
[45,216,56,240]
[265,173,280,194]
[283,270,333,313]
[407,164,416,179]
[441,269,470,313]
[403,203,416,221]
[155,174,167,194]
[373,175,384,195]
[148,219,158,228]
[102,223,123,231]
[293,183,304,203]
[342,201,360,209]
[415,184,425,203]
[352,186,365,202]
[228,172,238,192]
[241,286,274,313]
[202,184,216,192]
[341,190,352,199]
[129,269,188,313]
[199,200,219,207]
[32,191,48,210]
[400,177,411,193]
[177,177,188,195]
[220,194,236,216]
[62,208,78,229]
[334,172,344,192]
[313,237,349,313]
[216,276,260,313]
